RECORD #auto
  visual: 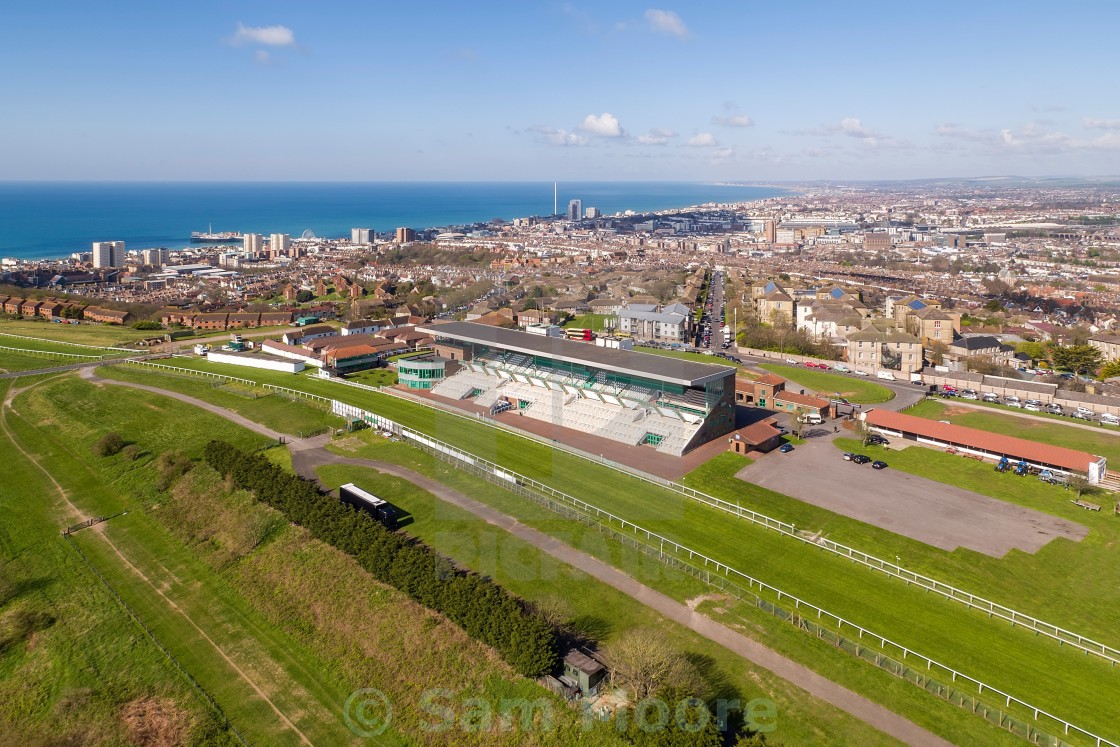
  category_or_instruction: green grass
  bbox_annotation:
[906,398,1120,466]
[0,319,154,347]
[759,364,895,404]
[6,376,617,746]
[0,348,90,372]
[113,352,1120,744]
[0,381,238,745]
[636,346,739,367]
[96,364,343,436]
[345,367,398,387]
[563,313,613,332]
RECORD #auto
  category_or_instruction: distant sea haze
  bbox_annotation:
[0,182,788,261]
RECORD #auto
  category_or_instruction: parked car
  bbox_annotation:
[982,393,1001,403]
[1024,403,1042,412]
[867,434,890,445]
[875,370,897,381]
[785,358,798,364]
[834,364,851,373]
[852,369,870,376]
[1100,413,1120,426]
[1005,396,1022,408]
[871,460,888,470]
[842,452,854,461]
[778,443,794,453]
[960,388,978,400]
[850,454,872,465]
[1045,403,1064,415]
[1074,407,1095,420]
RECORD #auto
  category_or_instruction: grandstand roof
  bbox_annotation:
[419,321,735,387]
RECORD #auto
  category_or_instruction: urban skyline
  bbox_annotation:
[3,1,1120,182]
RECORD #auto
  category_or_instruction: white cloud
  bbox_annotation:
[712,114,754,128]
[637,128,676,145]
[688,132,719,147]
[579,112,625,137]
[529,125,589,147]
[229,22,296,47]
[838,117,877,138]
[1084,118,1120,130]
[644,9,688,38]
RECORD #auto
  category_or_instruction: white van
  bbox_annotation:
[798,413,824,425]
[1100,413,1120,426]
[876,370,896,381]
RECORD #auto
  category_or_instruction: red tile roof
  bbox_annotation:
[776,390,829,408]
[729,419,781,446]
[864,409,1101,472]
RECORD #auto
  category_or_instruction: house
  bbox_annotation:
[3,298,26,315]
[282,324,337,345]
[259,311,294,327]
[1090,333,1120,361]
[845,326,923,374]
[734,374,785,407]
[341,319,387,336]
[193,312,230,330]
[36,300,61,319]
[945,335,1013,368]
[615,303,692,344]
[84,307,131,325]
[227,312,261,329]
[727,419,783,455]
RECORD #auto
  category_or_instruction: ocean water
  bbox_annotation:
[0,182,787,261]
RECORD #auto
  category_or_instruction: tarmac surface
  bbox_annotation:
[737,428,1088,557]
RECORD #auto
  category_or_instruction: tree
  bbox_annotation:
[1066,475,1099,501]
[93,432,124,457]
[605,629,703,700]
[295,290,315,303]
[1015,341,1047,363]
[1050,345,1102,375]
[1098,360,1120,381]
[925,340,948,366]
[853,418,873,447]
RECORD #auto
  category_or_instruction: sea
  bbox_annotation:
[0,181,788,261]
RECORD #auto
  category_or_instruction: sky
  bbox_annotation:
[3,0,1120,182]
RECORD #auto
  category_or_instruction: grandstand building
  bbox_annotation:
[417,322,737,456]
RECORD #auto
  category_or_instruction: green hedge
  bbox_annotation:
[203,440,559,676]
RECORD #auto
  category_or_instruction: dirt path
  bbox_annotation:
[91,371,952,747]
[4,375,316,747]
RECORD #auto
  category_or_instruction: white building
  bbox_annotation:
[141,248,169,266]
[92,241,126,268]
[351,227,375,245]
[269,233,291,258]
[243,233,264,254]
[585,207,601,219]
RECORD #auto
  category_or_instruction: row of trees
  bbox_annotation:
[203,441,559,677]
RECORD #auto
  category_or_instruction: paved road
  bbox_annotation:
[82,369,950,746]
[738,430,1087,557]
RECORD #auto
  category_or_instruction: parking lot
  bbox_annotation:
[736,432,1088,557]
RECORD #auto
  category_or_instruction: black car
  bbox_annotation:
[850,454,872,464]
[778,443,794,453]
[867,434,890,446]
[871,460,888,470]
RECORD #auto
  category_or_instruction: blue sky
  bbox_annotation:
[3,1,1120,181]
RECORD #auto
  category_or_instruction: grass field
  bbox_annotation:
[906,398,1120,466]
[0,381,237,746]
[97,364,343,436]
[99,357,1120,743]
[0,348,90,372]
[3,375,628,746]
[759,364,895,404]
[0,319,154,347]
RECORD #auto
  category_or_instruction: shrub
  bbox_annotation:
[154,450,193,489]
[92,432,125,457]
[121,444,141,461]
[132,320,164,330]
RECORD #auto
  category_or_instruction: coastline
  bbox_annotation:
[0,181,789,263]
